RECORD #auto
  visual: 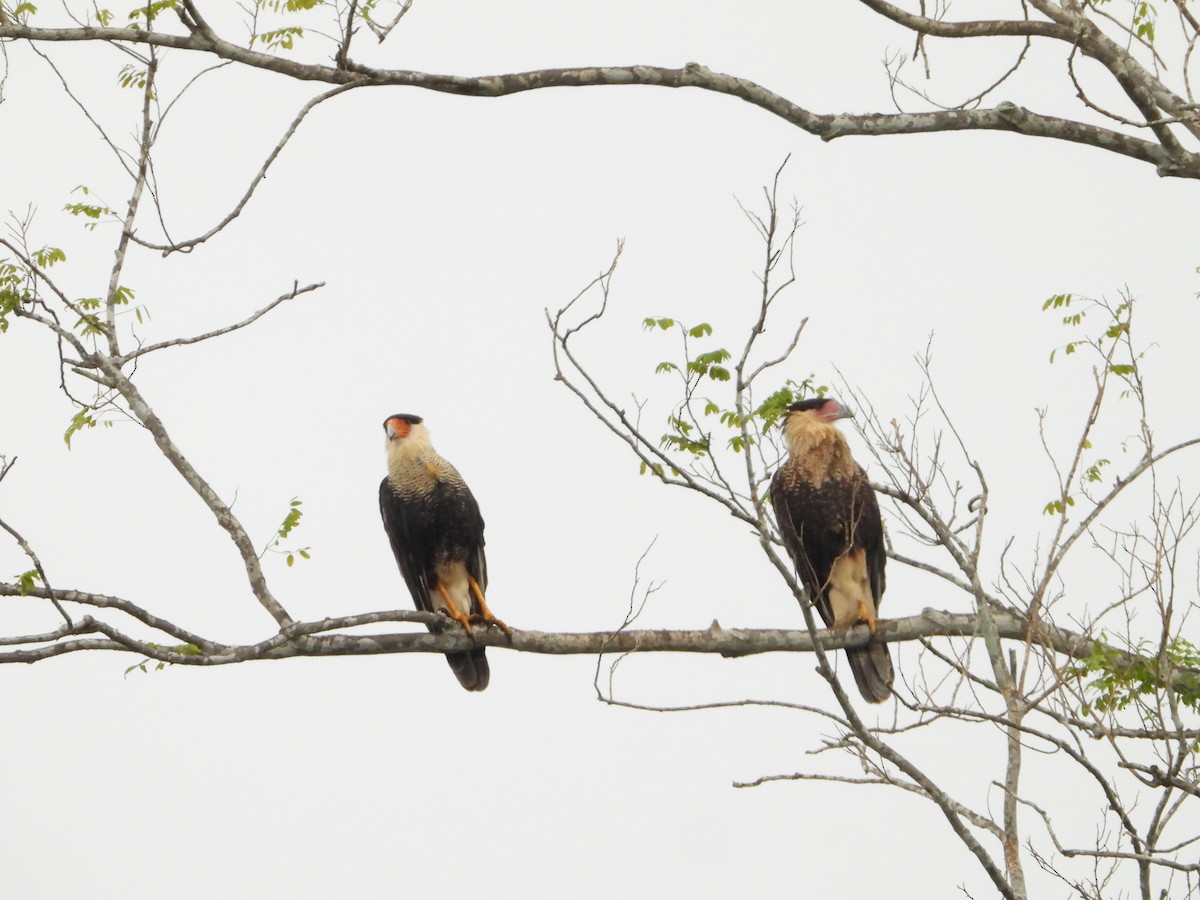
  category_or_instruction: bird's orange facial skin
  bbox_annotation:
[386,417,412,439]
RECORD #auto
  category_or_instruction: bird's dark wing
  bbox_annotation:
[379,477,436,614]
[771,465,850,628]
[850,463,886,613]
[379,474,492,692]
[445,476,489,691]
[457,478,488,601]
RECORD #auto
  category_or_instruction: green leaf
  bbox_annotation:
[1042,293,1072,311]
[32,246,65,268]
[15,569,41,595]
[694,348,731,365]
[117,64,148,90]
[687,322,713,338]
[73,313,105,336]
[127,0,177,23]
[258,0,323,11]
[63,410,98,448]
[1084,459,1111,483]
[64,202,113,221]
[667,416,692,436]
[641,316,677,331]
[253,25,306,51]
[276,498,304,540]
[754,386,797,428]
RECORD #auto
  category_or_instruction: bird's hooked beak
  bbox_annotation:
[832,405,855,421]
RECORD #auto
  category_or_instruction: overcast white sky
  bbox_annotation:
[2,2,1199,897]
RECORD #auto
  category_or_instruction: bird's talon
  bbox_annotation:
[469,613,512,636]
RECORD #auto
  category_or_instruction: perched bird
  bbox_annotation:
[379,413,507,691]
[770,397,894,703]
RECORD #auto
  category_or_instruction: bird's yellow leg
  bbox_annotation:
[468,576,511,635]
[856,598,878,635]
[435,582,474,635]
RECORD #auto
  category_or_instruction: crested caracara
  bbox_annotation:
[771,398,894,703]
[379,414,507,691]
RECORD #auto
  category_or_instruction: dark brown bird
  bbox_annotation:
[771,398,894,703]
[379,414,507,691]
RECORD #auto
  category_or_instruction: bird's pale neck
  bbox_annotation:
[783,414,856,481]
[386,423,441,480]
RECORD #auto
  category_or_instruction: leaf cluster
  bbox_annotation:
[1040,293,1140,516]
[266,497,312,566]
[1043,293,1134,375]
[127,1,179,29]
[0,246,67,332]
[643,317,821,465]
[0,259,29,334]
[1092,0,1159,42]
[65,186,116,232]
[1075,635,1200,716]
[252,26,305,52]
[63,409,114,447]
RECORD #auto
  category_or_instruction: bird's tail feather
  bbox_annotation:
[846,643,893,703]
[445,648,490,692]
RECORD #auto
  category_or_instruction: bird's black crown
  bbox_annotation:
[787,398,832,413]
[383,413,424,429]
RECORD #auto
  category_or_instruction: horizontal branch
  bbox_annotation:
[0,583,221,650]
[0,24,1193,176]
[855,0,1072,39]
[2,595,1197,700]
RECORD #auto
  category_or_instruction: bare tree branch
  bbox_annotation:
[1,19,1197,176]
[118,280,324,362]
